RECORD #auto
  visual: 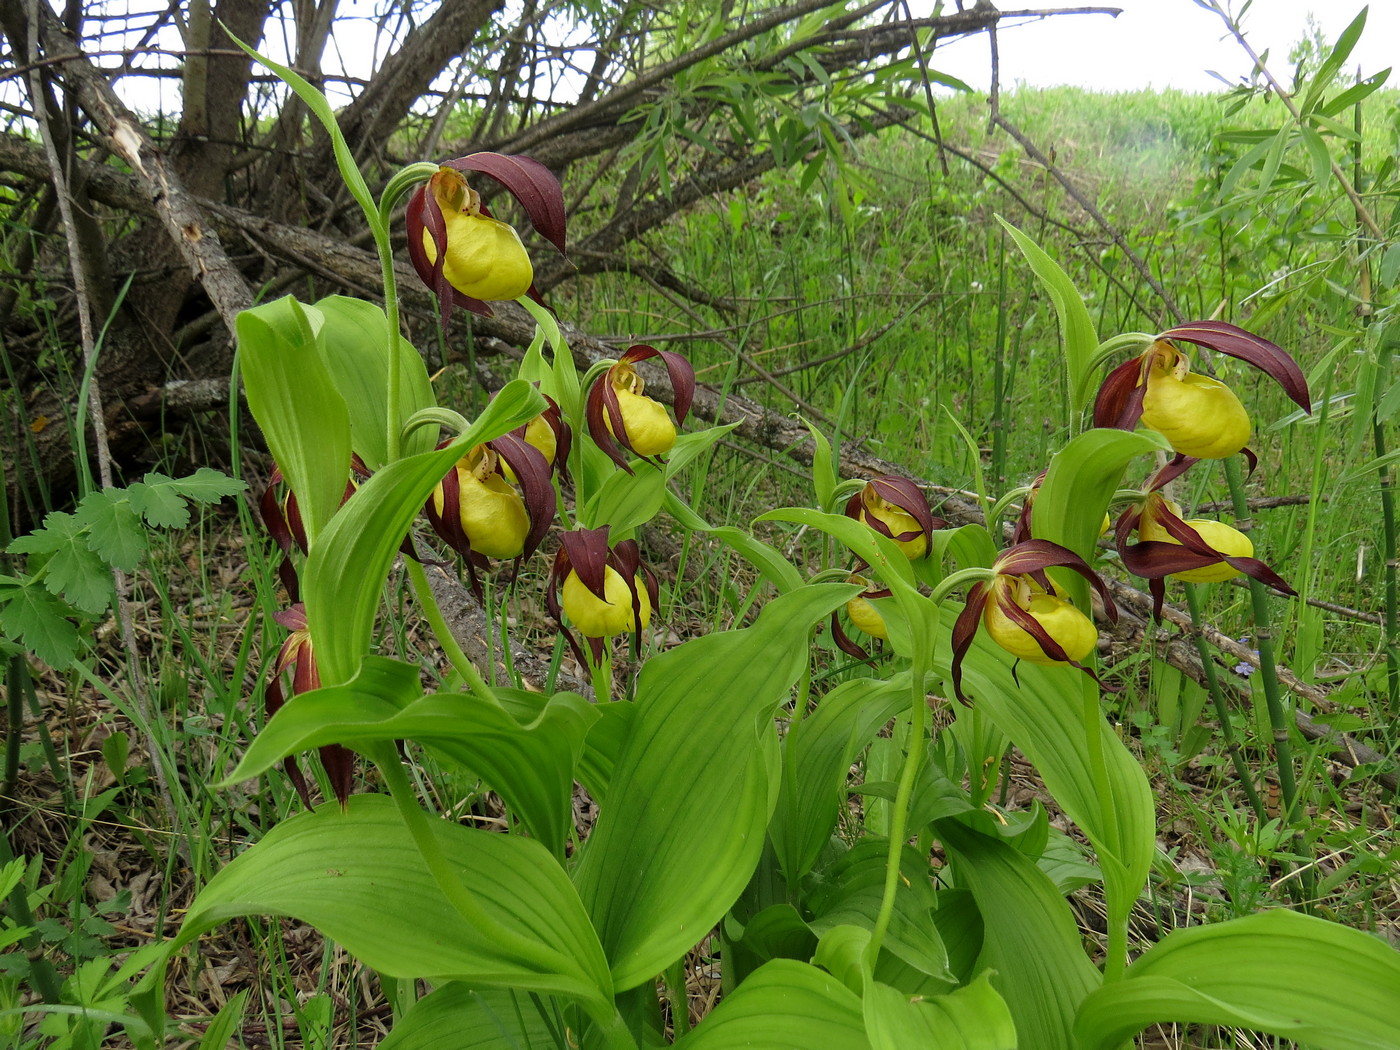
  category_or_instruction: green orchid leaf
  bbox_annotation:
[937,818,1100,1050]
[303,379,547,685]
[664,422,742,478]
[313,296,438,470]
[574,584,854,991]
[806,839,952,990]
[237,296,349,546]
[997,218,1099,423]
[376,983,567,1050]
[226,661,594,855]
[226,33,380,235]
[803,418,839,511]
[864,972,1017,1050]
[581,464,666,536]
[675,959,870,1050]
[1034,427,1170,584]
[177,795,612,1014]
[1076,910,1400,1050]
[770,674,911,886]
[949,611,1154,984]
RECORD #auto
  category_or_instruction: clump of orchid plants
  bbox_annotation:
[586,345,696,471]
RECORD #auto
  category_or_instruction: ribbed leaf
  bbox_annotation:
[864,972,1017,1050]
[225,661,594,855]
[998,219,1099,421]
[675,960,870,1050]
[937,819,1100,1049]
[237,297,349,545]
[574,584,854,991]
[313,296,438,470]
[948,609,1154,979]
[1075,910,1400,1050]
[376,983,564,1050]
[177,796,612,1012]
[770,674,909,885]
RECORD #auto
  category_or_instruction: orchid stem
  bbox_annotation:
[867,647,928,967]
[405,557,496,705]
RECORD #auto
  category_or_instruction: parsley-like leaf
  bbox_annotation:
[127,474,190,529]
[0,581,81,668]
[77,490,147,572]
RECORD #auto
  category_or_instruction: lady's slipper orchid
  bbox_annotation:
[1093,320,1309,464]
[267,604,352,807]
[1115,467,1295,617]
[586,345,695,472]
[546,527,659,666]
[845,475,941,559]
[831,575,892,664]
[406,153,566,323]
[424,434,554,590]
[950,540,1117,704]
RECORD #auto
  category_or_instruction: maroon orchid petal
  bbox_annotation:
[1093,357,1148,431]
[489,432,555,562]
[1241,445,1258,476]
[1227,555,1296,595]
[424,456,471,560]
[449,152,566,254]
[831,611,874,664]
[585,373,634,473]
[1146,455,1199,492]
[1157,320,1310,413]
[869,476,938,541]
[319,744,354,807]
[994,539,1118,623]
[1120,539,1225,579]
[559,527,612,601]
[618,345,696,426]
[1000,591,1076,664]
[609,540,650,658]
[406,182,492,325]
[949,580,990,706]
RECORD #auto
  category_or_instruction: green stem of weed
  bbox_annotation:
[1183,583,1268,823]
[0,824,63,1003]
[1222,456,1306,899]
[1371,334,1400,721]
[404,558,495,705]
[367,741,562,974]
[867,646,928,967]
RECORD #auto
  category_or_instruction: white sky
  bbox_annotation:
[929,1,1395,92]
